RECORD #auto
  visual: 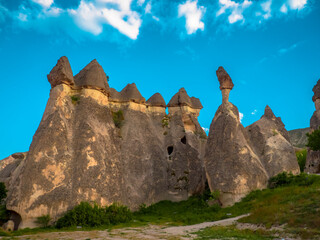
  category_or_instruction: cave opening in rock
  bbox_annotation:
[181,136,187,144]
[8,210,22,230]
[167,146,173,155]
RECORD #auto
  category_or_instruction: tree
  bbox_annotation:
[306,128,320,151]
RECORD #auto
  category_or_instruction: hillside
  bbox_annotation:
[288,127,310,148]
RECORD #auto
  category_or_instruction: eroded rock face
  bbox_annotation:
[6,84,124,228]
[204,103,268,206]
[47,56,74,88]
[305,150,320,173]
[246,106,300,177]
[5,57,206,229]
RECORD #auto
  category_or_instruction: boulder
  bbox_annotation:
[2,220,14,231]
[216,66,234,90]
[47,56,74,88]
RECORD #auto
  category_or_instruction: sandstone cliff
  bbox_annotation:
[3,57,206,229]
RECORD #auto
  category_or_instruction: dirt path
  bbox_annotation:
[1,214,250,240]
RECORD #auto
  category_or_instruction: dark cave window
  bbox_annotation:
[167,146,173,155]
[181,136,187,144]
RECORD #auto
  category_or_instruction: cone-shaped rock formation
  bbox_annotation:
[3,57,206,229]
[246,106,300,177]
[147,93,166,107]
[204,67,268,207]
[47,56,74,88]
[74,59,109,95]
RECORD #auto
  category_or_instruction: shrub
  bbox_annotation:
[56,202,132,228]
[105,203,132,224]
[268,172,320,189]
[0,183,8,224]
[0,183,7,204]
[162,115,170,128]
[296,149,307,172]
[112,110,124,128]
[35,214,51,228]
[306,128,320,151]
[71,95,80,105]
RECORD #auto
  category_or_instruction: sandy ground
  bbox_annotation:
[0,214,287,240]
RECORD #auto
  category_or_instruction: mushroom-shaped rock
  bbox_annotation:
[146,93,166,107]
[167,88,193,107]
[246,105,300,177]
[216,67,234,105]
[120,83,145,103]
[47,56,74,88]
[190,97,203,109]
[204,103,268,207]
[74,59,109,94]
[216,66,234,90]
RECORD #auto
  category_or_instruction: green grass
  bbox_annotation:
[194,226,274,240]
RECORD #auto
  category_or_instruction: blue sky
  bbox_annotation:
[0,0,319,159]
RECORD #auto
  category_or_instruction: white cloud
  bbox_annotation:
[178,0,205,34]
[69,0,142,39]
[31,0,54,8]
[217,0,252,24]
[18,13,28,21]
[278,43,298,55]
[261,0,272,19]
[152,15,159,21]
[280,4,288,13]
[202,127,209,133]
[288,0,307,10]
[145,2,151,13]
[239,112,244,122]
[251,109,257,115]
[137,0,145,6]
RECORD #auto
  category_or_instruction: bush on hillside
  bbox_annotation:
[296,149,307,172]
[112,110,124,128]
[0,183,8,224]
[268,172,320,189]
[35,214,51,228]
[56,202,132,228]
[306,128,320,151]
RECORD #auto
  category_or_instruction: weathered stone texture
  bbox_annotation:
[246,106,300,177]
[305,150,320,173]
[47,56,74,88]
[3,57,206,229]
[204,103,268,206]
